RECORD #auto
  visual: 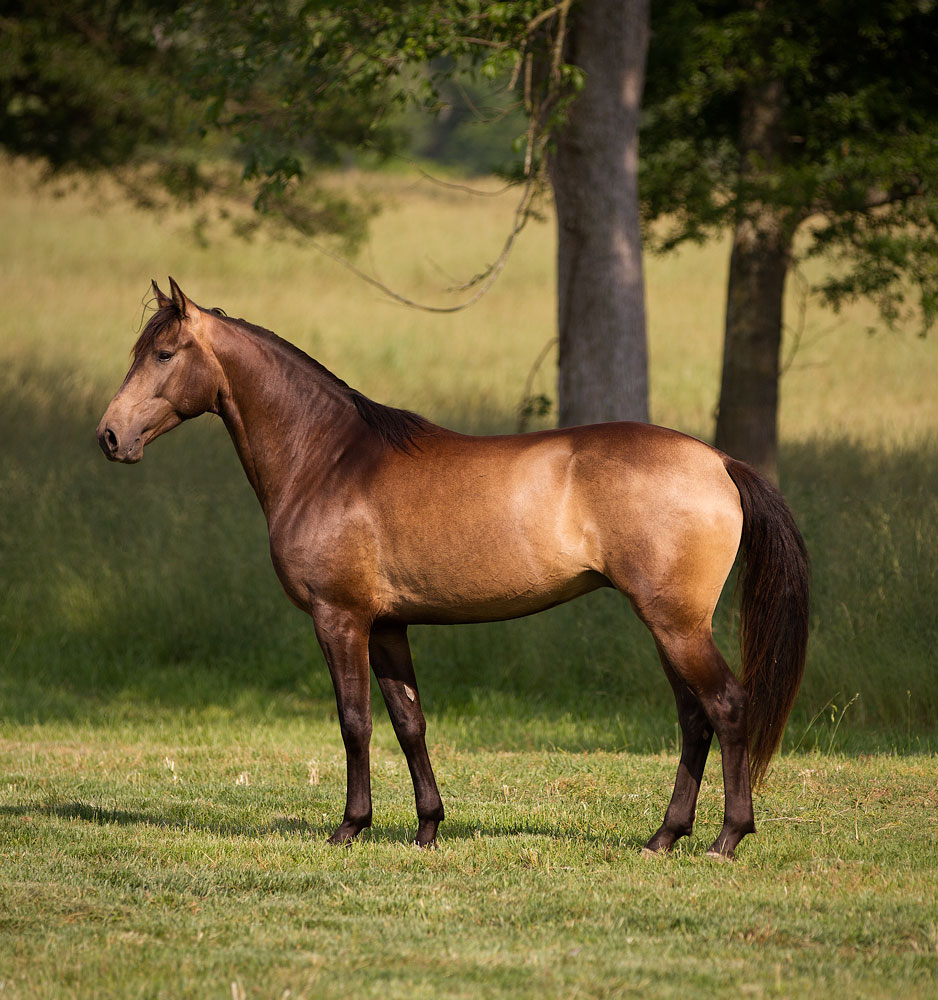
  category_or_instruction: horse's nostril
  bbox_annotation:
[102,426,118,455]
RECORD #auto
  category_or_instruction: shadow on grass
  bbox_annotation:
[2,356,937,752]
[0,801,652,849]
[0,800,334,838]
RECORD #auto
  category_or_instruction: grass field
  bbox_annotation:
[1,155,937,997]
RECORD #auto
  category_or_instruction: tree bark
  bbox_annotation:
[548,0,650,426]
[715,210,792,481]
[715,77,795,482]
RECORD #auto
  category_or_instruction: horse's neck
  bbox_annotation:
[210,322,357,519]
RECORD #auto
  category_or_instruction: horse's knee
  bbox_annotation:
[339,707,373,753]
[397,713,427,749]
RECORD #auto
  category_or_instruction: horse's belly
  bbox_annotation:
[380,551,609,625]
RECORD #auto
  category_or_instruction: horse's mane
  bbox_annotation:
[134,304,431,453]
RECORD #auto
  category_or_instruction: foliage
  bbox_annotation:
[0,1,576,246]
[0,0,190,170]
[641,0,938,332]
[171,1,580,247]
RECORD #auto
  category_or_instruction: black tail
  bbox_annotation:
[724,459,810,785]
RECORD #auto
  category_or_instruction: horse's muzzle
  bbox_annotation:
[97,423,143,463]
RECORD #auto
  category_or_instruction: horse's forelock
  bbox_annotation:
[132,304,182,360]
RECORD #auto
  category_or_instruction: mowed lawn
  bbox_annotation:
[1,156,937,998]
[3,727,938,999]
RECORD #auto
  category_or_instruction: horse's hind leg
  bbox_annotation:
[369,624,444,847]
[652,629,756,860]
[644,643,714,853]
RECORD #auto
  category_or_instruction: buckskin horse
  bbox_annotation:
[97,278,809,859]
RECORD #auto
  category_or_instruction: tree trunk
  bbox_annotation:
[715,77,795,482]
[715,212,792,481]
[548,0,650,426]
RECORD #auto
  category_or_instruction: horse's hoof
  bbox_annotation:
[705,848,733,862]
[641,846,667,859]
[414,819,441,848]
[327,822,365,846]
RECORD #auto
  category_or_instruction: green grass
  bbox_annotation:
[1,155,938,997]
[3,727,938,998]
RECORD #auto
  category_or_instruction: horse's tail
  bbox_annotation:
[723,458,810,786]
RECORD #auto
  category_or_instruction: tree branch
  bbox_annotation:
[303,172,539,313]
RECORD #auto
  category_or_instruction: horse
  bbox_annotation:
[97,278,809,859]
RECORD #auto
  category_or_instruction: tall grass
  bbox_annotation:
[1,155,937,750]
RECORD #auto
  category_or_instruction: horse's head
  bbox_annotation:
[97,278,224,463]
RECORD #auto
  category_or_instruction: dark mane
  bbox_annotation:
[219,310,433,454]
[347,391,431,453]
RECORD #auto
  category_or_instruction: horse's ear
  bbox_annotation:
[168,276,189,319]
[151,279,172,309]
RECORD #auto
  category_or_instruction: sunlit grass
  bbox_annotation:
[2,727,937,999]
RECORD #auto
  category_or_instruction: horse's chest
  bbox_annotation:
[267,508,382,612]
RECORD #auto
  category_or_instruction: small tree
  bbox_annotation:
[642,0,938,478]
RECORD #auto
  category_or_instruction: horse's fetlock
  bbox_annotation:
[346,808,372,830]
[419,800,445,824]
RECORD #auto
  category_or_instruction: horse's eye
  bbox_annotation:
[157,350,174,363]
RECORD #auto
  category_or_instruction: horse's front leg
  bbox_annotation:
[369,624,444,847]
[313,606,374,845]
